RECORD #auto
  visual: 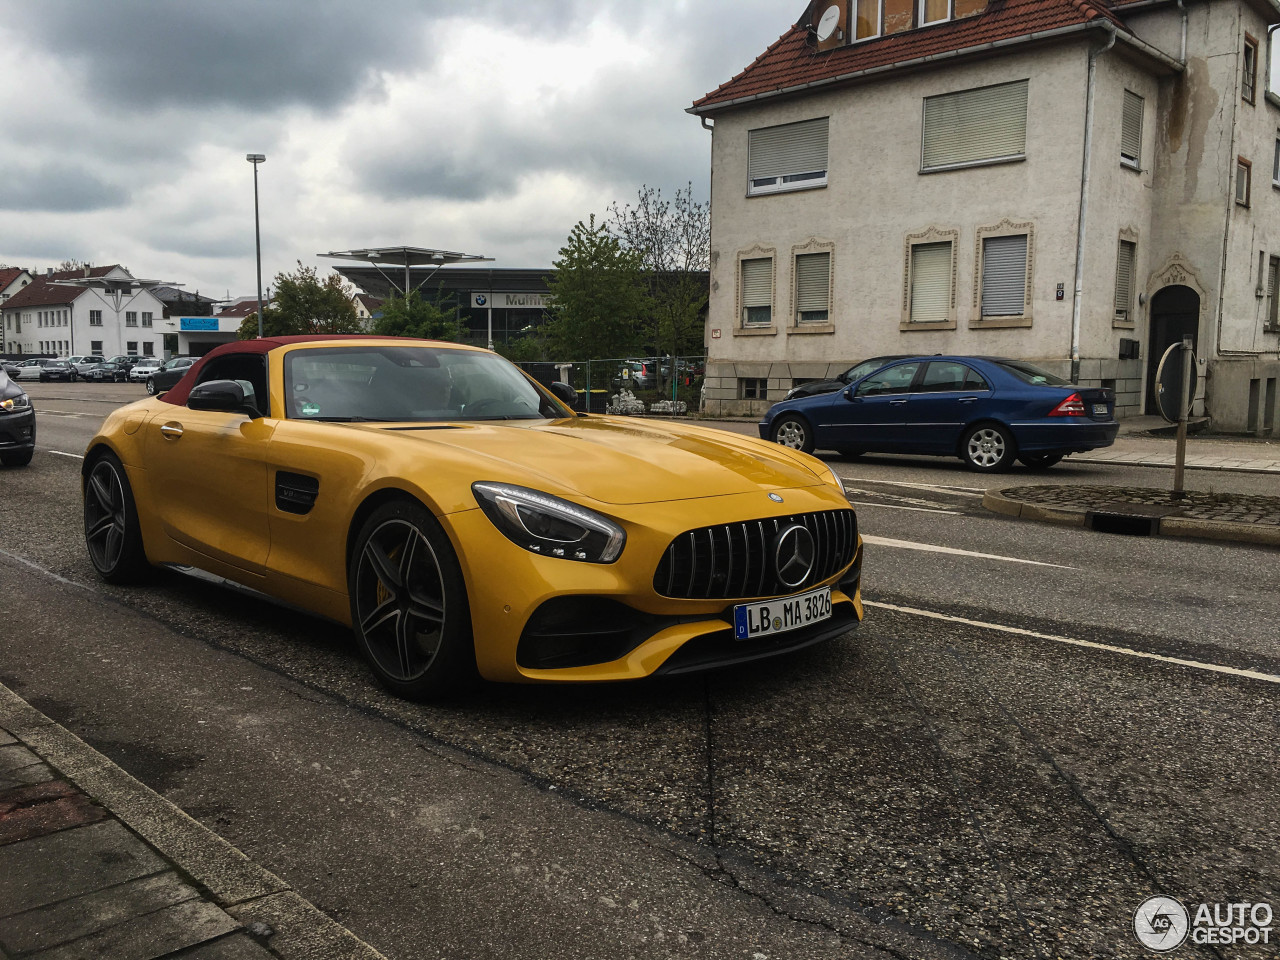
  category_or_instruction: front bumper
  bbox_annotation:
[445,486,864,684]
[0,407,36,452]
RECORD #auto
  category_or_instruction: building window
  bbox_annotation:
[126,341,138,353]
[1114,239,1136,325]
[91,340,102,353]
[1267,255,1280,330]
[142,311,153,327]
[794,251,831,324]
[747,117,828,195]
[979,233,1029,318]
[1236,157,1252,206]
[739,378,768,400]
[1121,91,1143,168]
[89,310,102,326]
[908,241,953,322]
[1243,35,1258,104]
[143,342,155,356]
[921,80,1028,172]
[1273,137,1279,186]
[740,256,774,326]
[854,0,987,39]
[125,311,138,327]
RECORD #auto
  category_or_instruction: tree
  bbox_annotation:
[371,289,463,342]
[237,262,362,339]
[56,259,90,273]
[605,183,710,377]
[543,216,649,360]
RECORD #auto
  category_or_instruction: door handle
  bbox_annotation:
[159,423,184,439]
[957,397,978,403]
[888,399,908,405]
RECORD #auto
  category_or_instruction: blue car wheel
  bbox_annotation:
[961,423,1015,472]
[771,414,814,454]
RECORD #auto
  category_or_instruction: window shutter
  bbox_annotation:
[910,242,952,322]
[923,81,1028,170]
[749,118,829,181]
[741,258,771,306]
[981,234,1028,316]
[1114,240,1135,321]
[1121,91,1143,164]
[795,253,830,317]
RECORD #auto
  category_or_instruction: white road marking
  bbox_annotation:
[842,477,986,497]
[49,451,85,460]
[864,600,1280,686]
[36,411,91,419]
[0,547,90,590]
[861,535,1076,569]
[848,501,960,516]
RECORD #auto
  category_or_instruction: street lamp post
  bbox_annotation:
[246,154,266,338]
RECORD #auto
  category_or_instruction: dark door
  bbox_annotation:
[1146,285,1199,414]
[905,360,992,453]
[823,360,923,451]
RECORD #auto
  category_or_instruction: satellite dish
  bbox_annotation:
[816,4,841,41]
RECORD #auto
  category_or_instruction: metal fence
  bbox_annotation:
[517,356,707,415]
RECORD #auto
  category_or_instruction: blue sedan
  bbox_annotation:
[759,356,1119,472]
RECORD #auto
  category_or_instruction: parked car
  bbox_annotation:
[106,355,144,371]
[128,359,162,383]
[0,371,35,467]
[611,359,658,391]
[761,355,1119,472]
[68,355,106,379]
[39,360,76,383]
[145,355,198,395]
[15,359,52,381]
[82,335,863,700]
[783,355,918,401]
[83,361,129,383]
[1,360,21,379]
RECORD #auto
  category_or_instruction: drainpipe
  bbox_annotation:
[1177,0,1186,64]
[1070,21,1117,383]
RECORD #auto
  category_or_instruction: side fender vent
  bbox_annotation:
[275,471,319,515]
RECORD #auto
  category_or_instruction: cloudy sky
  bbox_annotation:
[0,0,794,300]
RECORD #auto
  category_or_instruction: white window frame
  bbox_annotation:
[1236,157,1252,207]
[747,118,828,196]
[1243,35,1258,105]
[921,80,1029,173]
[142,311,153,328]
[854,0,987,41]
[125,311,138,327]
[973,219,1034,327]
[89,310,102,326]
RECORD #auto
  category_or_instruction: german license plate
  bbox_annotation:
[733,587,832,641]
[1092,403,1108,415]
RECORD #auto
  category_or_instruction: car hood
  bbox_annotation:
[364,416,828,506]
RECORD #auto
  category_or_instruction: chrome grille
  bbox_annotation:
[653,509,857,600]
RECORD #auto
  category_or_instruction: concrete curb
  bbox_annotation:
[0,682,387,960]
[982,490,1280,546]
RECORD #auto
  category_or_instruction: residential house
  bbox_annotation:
[690,0,1280,433]
[0,265,166,359]
[0,268,32,308]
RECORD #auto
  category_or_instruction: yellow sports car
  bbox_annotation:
[82,336,863,698]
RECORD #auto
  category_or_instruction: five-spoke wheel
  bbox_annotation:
[83,452,150,582]
[349,501,476,699]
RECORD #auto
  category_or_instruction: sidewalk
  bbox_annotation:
[0,685,384,960]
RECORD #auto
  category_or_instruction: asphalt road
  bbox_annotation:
[1,383,1276,960]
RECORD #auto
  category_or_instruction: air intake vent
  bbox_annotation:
[654,509,857,600]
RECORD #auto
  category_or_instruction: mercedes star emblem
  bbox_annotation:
[774,524,816,589]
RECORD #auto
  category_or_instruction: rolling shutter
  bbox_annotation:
[749,118,829,182]
[741,257,772,324]
[981,234,1028,317]
[1121,91,1143,164]
[910,242,951,322]
[922,81,1028,170]
[1114,240,1135,322]
[795,252,830,321]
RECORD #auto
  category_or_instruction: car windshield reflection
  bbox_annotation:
[283,346,561,422]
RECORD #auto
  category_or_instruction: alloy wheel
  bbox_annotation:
[354,518,448,682]
[774,418,808,451]
[966,427,1007,469]
[84,460,128,572]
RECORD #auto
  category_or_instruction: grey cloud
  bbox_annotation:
[0,163,127,213]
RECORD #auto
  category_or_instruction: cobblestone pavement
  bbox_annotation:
[999,485,1280,526]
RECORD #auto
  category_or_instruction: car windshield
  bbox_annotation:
[283,346,569,422]
[992,360,1071,386]
[841,358,899,383]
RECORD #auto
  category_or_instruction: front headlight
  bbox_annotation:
[820,462,847,496]
[0,394,30,413]
[472,482,626,563]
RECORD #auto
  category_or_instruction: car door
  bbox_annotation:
[821,360,923,451]
[143,354,275,575]
[904,361,992,453]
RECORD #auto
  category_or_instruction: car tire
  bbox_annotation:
[145,378,157,395]
[348,499,478,700]
[771,414,815,454]
[1018,453,1063,470]
[0,449,33,467]
[83,451,151,583]
[961,423,1016,472]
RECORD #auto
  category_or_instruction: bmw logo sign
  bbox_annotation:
[475,294,487,306]
[768,493,784,503]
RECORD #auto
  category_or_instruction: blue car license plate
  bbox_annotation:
[733,587,832,641]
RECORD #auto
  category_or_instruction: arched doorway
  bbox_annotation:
[1146,285,1199,414]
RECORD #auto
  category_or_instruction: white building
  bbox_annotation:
[0,265,166,358]
[0,268,32,308]
[691,0,1280,434]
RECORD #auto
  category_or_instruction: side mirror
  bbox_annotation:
[188,380,261,418]
[549,381,578,408]
[843,386,857,401]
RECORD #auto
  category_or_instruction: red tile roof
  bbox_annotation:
[218,300,268,318]
[692,0,1132,112]
[0,277,85,310]
[0,268,27,290]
